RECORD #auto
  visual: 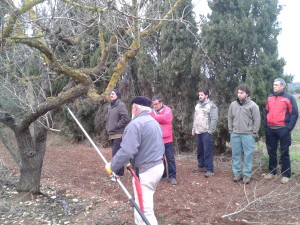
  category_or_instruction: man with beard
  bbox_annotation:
[228,84,260,184]
[192,89,218,178]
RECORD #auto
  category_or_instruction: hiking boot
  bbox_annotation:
[233,175,243,182]
[170,178,177,185]
[264,174,276,180]
[280,177,289,184]
[204,171,214,178]
[192,168,206,173]
[243,176,251,184]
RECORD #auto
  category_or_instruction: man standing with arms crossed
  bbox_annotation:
[228,84,260,184]
[151,96,177,185]
[264,78,298,184]
[192,89,218,178]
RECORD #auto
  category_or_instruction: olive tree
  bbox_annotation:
[0,0,185,198]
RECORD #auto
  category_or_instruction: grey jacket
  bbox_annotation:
[111,111,164,174]
[192,100,218,134]
[228,97,260,135]
[105,99,130,135]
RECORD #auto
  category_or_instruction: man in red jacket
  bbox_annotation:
[151,96,177,185]
[264,78,298,184]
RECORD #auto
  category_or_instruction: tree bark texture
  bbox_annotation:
[14,126,47,196]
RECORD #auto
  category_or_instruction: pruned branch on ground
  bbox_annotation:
[222,167,300,224]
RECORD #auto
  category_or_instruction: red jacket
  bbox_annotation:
[265,91,298,130]
[150,105,173,144]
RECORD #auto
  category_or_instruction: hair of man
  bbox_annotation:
[135,104,152,112]
[198,88,209,97]
[152,96,164,102]
[236,84,251,96]
[274,78,286,87]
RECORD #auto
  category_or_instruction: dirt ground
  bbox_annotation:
[1,135,300,225]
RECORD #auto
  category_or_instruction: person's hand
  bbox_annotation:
[192,131,195,136]
[126,163,133,169]
[105,162,113,175]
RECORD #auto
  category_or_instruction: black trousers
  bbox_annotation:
[111,138,124,176]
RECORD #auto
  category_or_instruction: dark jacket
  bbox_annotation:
[105,99,130,135]
[264,91,298,131]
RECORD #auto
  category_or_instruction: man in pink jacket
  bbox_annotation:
[151,96,177,185]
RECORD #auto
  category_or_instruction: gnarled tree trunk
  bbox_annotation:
[14,123,47,199]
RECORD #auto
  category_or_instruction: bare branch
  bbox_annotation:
[18,84,89,131]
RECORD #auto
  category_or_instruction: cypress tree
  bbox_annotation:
[137,0,198,152]
[192,0,287,153]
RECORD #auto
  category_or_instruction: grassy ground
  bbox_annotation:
[290,95,300,173]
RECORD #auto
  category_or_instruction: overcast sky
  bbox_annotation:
[193,0,300,83]
[277,0,300,82]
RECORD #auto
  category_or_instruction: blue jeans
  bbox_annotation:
[111,138,124,176]
[196,133,214,173]
[162,142,177,179]
[230,133,255,177]
[265,126,292,178]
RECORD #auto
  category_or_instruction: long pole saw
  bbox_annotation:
[67,107,151,225]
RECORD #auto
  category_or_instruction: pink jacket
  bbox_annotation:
[150,105,173,144]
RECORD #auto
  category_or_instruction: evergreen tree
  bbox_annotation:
[137,0,198,151]
[192,0,287,153]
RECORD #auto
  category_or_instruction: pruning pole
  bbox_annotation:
[67,107,151,225]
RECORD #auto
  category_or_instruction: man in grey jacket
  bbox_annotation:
[105,89,129,180]
[192,89,218,178]
[106,96,164,225]
[228,84,260,184]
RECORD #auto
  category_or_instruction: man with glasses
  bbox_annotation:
[151,96,177,185]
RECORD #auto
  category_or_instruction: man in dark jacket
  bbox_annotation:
[264,78,298,184]
[105,89,130,180]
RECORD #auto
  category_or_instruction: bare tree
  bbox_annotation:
[0,0,186,198]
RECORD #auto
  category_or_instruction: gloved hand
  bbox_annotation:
[105,162,113,175]
[126,163,133,170]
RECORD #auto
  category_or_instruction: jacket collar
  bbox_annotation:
[109,98,120,108]
[132,110,150,120]
[273,91,285,96]
[236,96,251,106]
[198,99,210,105]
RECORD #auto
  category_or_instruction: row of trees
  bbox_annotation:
[0,0,291,196]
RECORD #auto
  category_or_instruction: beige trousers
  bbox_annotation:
[133,163,164,225]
